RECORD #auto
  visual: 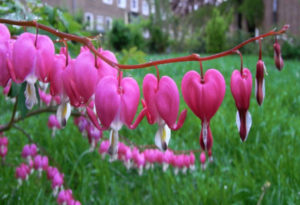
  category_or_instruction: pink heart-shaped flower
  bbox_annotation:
[182,69,225,157]
[230,68,253,141]
[181,69,225,122]
[95,75,140,129]
[143,74,186,129]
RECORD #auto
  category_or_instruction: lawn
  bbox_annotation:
[0,54,300,205]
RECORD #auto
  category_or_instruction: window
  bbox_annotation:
[103,0,113,5]
[118,0,126,8]
[84,12,94,31]
[96,16,104,31]
[131,0,139,13]
[150,0,155,14]
[142,0,149,16]
[106,17,113,30]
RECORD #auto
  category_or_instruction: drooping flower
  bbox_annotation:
[15,163,30,186]
[142,74,187,151]
[255,60,266,105]
[230,68,253,142]
[0,24,12,87]
[12,32,55,109]
[182,69,226,159]
[95,48,118,80]
[273,41,284,71]
[94,75,145,159]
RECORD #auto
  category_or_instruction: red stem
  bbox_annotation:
[0,19,289,70]
[155,65,160,88]
[34,20,38,47]
[235,50,243,74]
[62,39,69,66]
[259,38,262,60]
[199,61,204,83]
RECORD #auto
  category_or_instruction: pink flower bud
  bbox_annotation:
[255,60,265,106]
[98,140,110,155]
[57,189,73,205]
[52,172,64,189]
[15,163,30,180]
[273,42,284,71]
[22,144,37,159]
[0,136,8,146]
[34,155,48,171]
[48,114,61,129]
[47,166,59,180]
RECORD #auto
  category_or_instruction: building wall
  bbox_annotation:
[261,0,300,35]
[41,0,151,32]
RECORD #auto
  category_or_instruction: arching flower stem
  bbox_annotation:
[0,19,289,70]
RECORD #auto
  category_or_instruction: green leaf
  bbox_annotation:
[17,82,28,118]
[35,82,40,105]
[8,82,21,98]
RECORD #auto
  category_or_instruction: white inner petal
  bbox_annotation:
[154,123,171,151]
[24,82,38,110]
[108,129,119,158]
[202,121,208,150]
[56,102,71,127]
[236,111,241,131]
[262,79,265,99]
[245,111,252,141]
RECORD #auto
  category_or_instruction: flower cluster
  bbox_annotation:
[98,140,207,175]
[0,21,287,169]
[16,144,81,205]
[73,115,209,174]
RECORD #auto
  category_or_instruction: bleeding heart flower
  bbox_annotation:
[273,41,284,71]
[0,24,12,87]
[15,163,30,186]
[96,48,118,79]
[255,60,266,106]
[182,69,225,158]
[230,68,253,142]
[142,74,187,151]
[12,32,54,109]
[94,75,142,159]
[73,50,99,104]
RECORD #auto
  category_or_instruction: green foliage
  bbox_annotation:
[117,47,146,65]
[281,37,300,59]
[205,9,228,53]
[239,0,264,28]
[107,19,145,51]
[146,18,169,53]
[0,0,91,57]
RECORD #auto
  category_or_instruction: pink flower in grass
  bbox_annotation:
[15,163,30,186]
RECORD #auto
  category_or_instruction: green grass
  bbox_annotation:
[0,54,300,204]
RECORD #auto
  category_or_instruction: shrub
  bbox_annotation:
[281,36,300,59]
[107,19,145,51]
[205,9,228,53]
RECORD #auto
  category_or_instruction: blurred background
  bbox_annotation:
[1,0,300,58]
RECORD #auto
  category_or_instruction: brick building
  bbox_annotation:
[261,0,300,35]
[41,0,154,32]
[39,0,300,36]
